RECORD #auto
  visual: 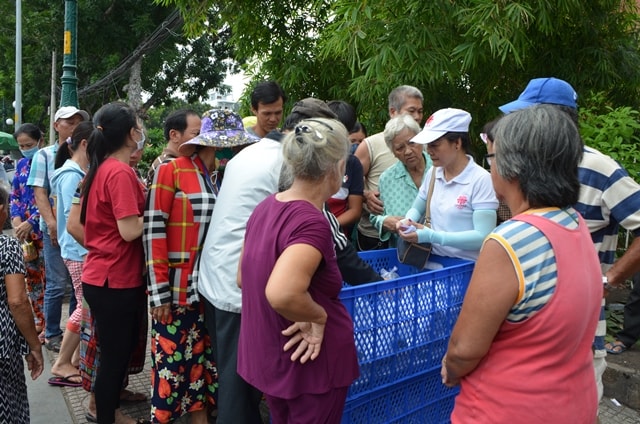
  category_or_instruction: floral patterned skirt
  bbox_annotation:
[150,302,217,423]
[24,239,45,329]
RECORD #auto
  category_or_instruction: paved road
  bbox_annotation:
[26,344,639,423]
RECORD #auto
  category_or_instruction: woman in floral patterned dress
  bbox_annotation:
[10,124,46,339]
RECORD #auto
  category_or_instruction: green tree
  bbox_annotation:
[0,0,236,129]
[155,0,640,137]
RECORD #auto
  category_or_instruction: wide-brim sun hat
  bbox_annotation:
[411,108,472,144]
[179,109,260,156]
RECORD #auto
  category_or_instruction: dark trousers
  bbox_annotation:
[83,283,143,424]
[202,297,263,424]
[617,273,640,347]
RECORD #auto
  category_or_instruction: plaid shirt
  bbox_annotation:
[26,144,57,231]
[143,155,216,307]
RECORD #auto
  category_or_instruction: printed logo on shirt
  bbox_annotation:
[455,195,468,209]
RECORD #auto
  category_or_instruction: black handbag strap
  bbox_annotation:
[424,168,436,228]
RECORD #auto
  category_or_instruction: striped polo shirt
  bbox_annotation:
[488,208,580,322]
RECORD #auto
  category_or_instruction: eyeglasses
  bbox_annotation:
[484,153,495,166]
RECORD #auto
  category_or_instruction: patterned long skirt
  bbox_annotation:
[150,302,217,423]
[0,355,29,423]
[79,297,148,392]
[25,239,45,330]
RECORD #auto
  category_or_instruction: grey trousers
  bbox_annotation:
[202,298,263,424]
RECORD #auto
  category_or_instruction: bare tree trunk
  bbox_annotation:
[127,58,142,110]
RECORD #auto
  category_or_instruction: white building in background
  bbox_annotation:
[208,89,239,112]
[209,70,249,112]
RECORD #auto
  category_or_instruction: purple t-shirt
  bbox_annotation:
[238,194,359,399]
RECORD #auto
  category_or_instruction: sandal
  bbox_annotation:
[605,340,628,354]
[48,374,82,387]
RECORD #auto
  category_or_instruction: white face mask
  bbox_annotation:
[135,129,146,151]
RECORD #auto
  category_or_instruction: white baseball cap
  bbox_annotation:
[411,108,471,144]
[54,106,90,122]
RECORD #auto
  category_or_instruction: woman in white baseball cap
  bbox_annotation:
[396,108,498,262]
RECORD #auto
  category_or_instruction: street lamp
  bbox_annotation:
[1,100,13,132]
[60,0,79,107]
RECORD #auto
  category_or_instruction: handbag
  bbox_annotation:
[397,169,436,269]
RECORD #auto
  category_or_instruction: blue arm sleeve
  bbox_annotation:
[416,209,497,249]
[405,195,425,223]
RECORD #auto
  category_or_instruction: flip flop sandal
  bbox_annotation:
[605,340,628,354]
[85,412,97,423]
[48,374,82,387]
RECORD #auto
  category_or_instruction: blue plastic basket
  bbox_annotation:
[341,368,460,424]
[354,248,470,278]
[340,249,474,422]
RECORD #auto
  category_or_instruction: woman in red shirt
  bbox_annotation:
[79,102,148,424]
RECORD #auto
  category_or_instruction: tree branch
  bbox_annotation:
[78,9,184,97]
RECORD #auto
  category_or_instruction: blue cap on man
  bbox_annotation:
[499,77,578,113]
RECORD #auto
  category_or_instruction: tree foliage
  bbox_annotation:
[0,0,236,128]
[155,0,640,138]
[580,93,640,179]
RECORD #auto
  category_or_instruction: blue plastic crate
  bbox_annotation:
[340,250,474,411]
[341,368,460,424]
[356,248,471,278]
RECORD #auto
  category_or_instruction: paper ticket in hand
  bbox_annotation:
[400,224,417,235]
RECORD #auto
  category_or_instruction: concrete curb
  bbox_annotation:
[603,349,640,410]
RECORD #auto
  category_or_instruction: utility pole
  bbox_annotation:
[14,0,22,128]
[59,0,79,108]
[49,51,57,145]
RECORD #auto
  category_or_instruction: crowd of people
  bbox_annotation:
[0,77,639,424]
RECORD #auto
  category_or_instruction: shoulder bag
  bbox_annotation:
[397,169,436,269]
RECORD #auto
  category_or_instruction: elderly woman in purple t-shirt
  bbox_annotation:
[237,118,359,423]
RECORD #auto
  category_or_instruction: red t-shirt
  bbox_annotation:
[81,157,145,289]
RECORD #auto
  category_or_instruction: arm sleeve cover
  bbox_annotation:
[405,195,426,223]
[416,209,497,249]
